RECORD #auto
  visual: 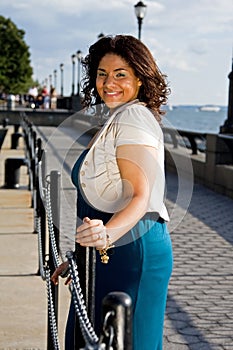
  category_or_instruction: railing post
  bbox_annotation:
[101,292,132,350]
[74,246,96,349]
[220,58,233,133]
[36,144,46,275]
[47,170,61,350]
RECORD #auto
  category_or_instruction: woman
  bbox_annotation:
[52,35,173,350]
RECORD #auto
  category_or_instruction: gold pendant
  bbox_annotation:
[101,254,109,264]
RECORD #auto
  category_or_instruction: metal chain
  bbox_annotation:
[38,161,45,202]
[66,251,100,347]
[36,168,61,349]
[45,266,61,350]
[101,311,115,350]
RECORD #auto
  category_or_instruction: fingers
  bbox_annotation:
[65,275,72,285]
[83,216,91,224]
[51,271,59,285]
[77,217,103,233]
[51,261,69,285]
[76,217,106,248]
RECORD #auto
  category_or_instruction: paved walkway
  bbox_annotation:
[0,127,70,349]
[0,124,233,349]
[164,176,233,349]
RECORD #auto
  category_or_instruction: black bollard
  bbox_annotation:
[11,132,23,149]
[2,118,9,128]
[4,158,28,188]
[101,291,132,350]
[14,124,20,133]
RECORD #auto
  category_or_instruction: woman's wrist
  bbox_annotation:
[96,234,115,264]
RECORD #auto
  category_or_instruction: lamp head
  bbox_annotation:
[134,1,147,19]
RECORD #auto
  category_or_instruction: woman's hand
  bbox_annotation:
[76,217,107,249]
[51,261,70,286]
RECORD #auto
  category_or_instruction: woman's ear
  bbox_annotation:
[138,80,142,87]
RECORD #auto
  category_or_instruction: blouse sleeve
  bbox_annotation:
[114,105,163,149]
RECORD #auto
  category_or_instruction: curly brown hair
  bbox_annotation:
[81,35,170,121]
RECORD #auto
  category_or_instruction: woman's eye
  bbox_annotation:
[115,72,126,78]
[97,72,106,77]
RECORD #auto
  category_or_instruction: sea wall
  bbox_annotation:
[165,133,233,199]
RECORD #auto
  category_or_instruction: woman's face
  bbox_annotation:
[96,53,142,110]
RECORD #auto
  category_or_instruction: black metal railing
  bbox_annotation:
[162,126,207,155]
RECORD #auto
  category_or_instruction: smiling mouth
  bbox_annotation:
[104,91,121,96]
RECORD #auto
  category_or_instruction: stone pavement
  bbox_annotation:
[0,126,70,349]
[0,123,233,349]
[164,175,233,349]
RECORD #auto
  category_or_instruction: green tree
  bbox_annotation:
[0,16,34,94]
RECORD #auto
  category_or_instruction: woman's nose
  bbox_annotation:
[103,74,115,86]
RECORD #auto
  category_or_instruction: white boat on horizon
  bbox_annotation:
[198,105,221,112]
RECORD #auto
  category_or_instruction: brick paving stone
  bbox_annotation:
[167,333,201,345]
[189,344,223,350]
[163,343,189,350]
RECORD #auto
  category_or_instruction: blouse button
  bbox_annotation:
[81,183,86,188]
[80,170,85,176]
[84,161,88,165]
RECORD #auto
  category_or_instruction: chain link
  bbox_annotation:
[102,311,115,350]
[36,169,61,348]
[45,266,61,350]
[66,251,99,346]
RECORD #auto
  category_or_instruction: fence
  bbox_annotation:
[20,114,133,350]
[162,127,207,155]
[162,125,233,199]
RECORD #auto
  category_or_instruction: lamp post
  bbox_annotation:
[220,57,233,133]
[76,50,82,96]
[71,54,76,96]
[98,33,105,39]
[53,69,57,90]
[134,1,147,40]
[49,74,52,90]
[60,63,64,97]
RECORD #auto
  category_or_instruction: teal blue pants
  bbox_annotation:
[66,216,173,350]
[95,216,173,350]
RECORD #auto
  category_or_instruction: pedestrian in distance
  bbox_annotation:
[52,34,173,350]
[50,86,57,109]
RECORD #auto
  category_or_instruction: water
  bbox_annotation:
[162,105,228,134]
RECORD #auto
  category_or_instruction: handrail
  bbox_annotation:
[163,126,207,155]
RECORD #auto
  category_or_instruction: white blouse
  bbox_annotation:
[79,100,169,221]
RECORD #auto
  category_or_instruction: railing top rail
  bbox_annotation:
[218,134,233,140]
[162,126,207,137]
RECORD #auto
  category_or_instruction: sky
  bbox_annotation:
[0,0,232,106]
